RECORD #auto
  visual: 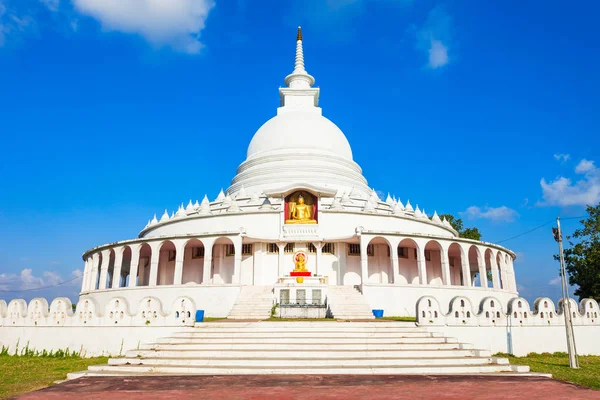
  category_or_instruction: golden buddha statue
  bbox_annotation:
[293,253,307,272]
[286,195,317,224]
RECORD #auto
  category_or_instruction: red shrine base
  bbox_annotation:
[290,271,312,277]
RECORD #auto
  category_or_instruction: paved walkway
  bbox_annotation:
[15,375,600,399]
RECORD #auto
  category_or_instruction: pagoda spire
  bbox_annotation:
[284,26,315,89]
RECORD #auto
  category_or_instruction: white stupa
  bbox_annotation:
[80,28,519,318]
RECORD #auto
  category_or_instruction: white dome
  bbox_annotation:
[247,109,353,160]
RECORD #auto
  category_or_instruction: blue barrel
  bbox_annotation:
[372,309,384,318]
[195,310,205,322]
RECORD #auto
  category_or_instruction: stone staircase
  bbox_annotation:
[327,285,375,319]
[68,321,530,377]
[227,286,274,319]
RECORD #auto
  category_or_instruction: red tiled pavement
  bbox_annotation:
[14,375,600,400]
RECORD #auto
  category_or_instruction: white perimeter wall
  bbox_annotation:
[444,325,600,356]
[0,326,181,357]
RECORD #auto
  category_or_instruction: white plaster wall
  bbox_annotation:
[442,325,600,356]
[182,249,204,284]
[143,212,280,239]
[81,286,240,317]
[0,326,180,357]
[362,285,517,317]
[344,254,361,285]
[320,211,455,239]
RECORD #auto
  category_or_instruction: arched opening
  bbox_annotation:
[425,240,444,286]
[157,240,176,286]
[468,245,483,287]
[106,249,116,289]
[138,243,152,287]
[496,252,505,289]
[120,246,132,288]
[182,238,205,284]
[484,249,494,288]
[397,238,419,284]
[366,237,392,284]
[212,237,235,284]
[447,243,464,286]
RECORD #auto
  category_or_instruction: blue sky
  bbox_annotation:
[0,0,598,304]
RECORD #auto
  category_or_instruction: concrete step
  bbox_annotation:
[152,337,458,345]
[140,342,470,351]
[124,348,492,359]
[85,363,527,375]
[168,332,443,338]
[109,356,498,368]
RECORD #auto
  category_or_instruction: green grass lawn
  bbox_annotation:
[0,354,108,399]
[500,352,600,390]
[379,316,417,322]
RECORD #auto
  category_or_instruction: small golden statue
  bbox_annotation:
[294,253,307,272]
[286,194,317,224]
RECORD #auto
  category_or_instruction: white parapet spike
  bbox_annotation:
[237,185,247,198]
[414,205,422,218]
[432,211,442,224]
[259,197,274,210]
[216,189,225,202]
[227,199,241,213]
[341,191,352,204]
[160,210,169,222]
[200,195,211,215]
[393,201,404,215]
[150,214,158,225]
[405,200,414,212]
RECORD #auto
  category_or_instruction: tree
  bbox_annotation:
[558,203,600,301]
[439,214,482,241]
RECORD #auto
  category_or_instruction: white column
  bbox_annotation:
[172,239,186,285]
[477,247,488,288]
[417,246,427,285]
[203,238,215,284]
[233,236,242,285]
[490,250,500,289]
[359,236,369,286]
[254,243,263,285]
[460,245,472,287]
[128,244,141,288]
[498,255,507,290]
[314,242,323,276]
[98,250,110,290]
[390,239,400,285]
[337,242,347,285]
[148,242,160,286]
[440,245,451,286]
[112,246,124,289]
[81,258,91,292]
[509,258,517,292]
[277,243,286,278]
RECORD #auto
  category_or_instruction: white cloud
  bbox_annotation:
[40,0,60,12]
[416,5,453,69]
[459,205,519,222]
[548,276,562,286]
[553,153,570,163]
[540,158,600,207]
[427,39,448,68]
[0,1,37,47]
[0,268,82,293]
[575,159,595,174]
[72,0,215,53]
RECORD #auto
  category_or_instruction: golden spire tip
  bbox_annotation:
[296,26,302,41]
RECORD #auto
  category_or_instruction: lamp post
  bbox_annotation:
[552,217,579,369]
